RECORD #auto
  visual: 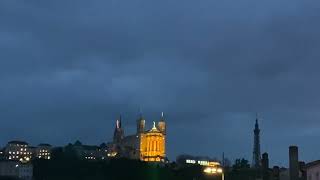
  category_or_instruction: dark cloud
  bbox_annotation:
[1,0,320,166]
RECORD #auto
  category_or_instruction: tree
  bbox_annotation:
[233,158,250,169]
[74,140,82,146]
[100,143,107,148]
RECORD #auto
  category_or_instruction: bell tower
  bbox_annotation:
[137,112,145,134]
[157,112,166,135]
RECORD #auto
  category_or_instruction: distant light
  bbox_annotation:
[203,167,223,175]
[211,168,217,173]
[186,159,220,167]
[15,164,19,168]
[186,159,196,164]
[204,167,212,174]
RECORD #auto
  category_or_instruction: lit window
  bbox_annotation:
[13,152,15,155]
[9,151,12,154]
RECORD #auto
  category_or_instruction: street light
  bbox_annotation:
[203,167,224,180]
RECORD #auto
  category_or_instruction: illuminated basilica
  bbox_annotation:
[107,113,166,162]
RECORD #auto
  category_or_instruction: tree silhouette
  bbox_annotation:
[233,158,250,169]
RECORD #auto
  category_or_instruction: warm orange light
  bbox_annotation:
[204,167,223,175]
[140,132,166,162]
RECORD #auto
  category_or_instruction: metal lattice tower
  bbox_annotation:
[252,115,261,168]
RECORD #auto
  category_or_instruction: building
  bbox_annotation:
[176,154,220,167]
[0,149,4,160]
[275,146,307,180]
[262,153,269,170]
[4,141,32,162]
[280,168,290,180]
[79,145,104,160]
[261,153,270,180]
[252,115,261,168]
[108,112,166,162]
[139,121,166,162]
[4,141,54,162]
[35,144,52,160]
[273,166,280,180]
[289,146,299,180]
[306,160,320,180]
[67,141,106,160]
[0,160,33,180]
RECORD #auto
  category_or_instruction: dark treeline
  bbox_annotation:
[31,148,258,180]
[0,177,20,180]
[33,159,224,180]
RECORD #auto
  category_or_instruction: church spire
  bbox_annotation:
[113,115,124,143]
[119,114,122,128]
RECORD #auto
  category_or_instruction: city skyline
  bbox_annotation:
[1,0,320,168]
[0,113,311,166]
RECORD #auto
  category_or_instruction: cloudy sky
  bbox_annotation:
[1,0,320,166]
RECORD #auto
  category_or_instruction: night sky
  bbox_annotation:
[1,1,320,166]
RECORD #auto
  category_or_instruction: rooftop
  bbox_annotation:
[38,143,52,147]
[8,141,28,145]
[306,160,320,168]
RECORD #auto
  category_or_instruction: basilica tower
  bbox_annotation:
[137,112,145,134]
[157,112,166,135]
[252,115,261,168]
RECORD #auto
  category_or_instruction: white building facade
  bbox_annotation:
[0,160,33,180]
[307,160,320,180]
